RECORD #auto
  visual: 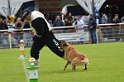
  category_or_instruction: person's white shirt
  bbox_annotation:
[81,15,88,25]
[31,11,52,31]
[30,11,52,35]
[101,14,108,24]
[75,19,84,33]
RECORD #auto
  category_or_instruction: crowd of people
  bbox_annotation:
[52,12,124,43]
[0,17,8,48]
[0,10,124,48]
[0,16,32,48]
[100,13,124,41]
[100,12,124,23]
[53,12,124,28]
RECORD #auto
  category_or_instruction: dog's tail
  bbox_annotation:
[81,57,89,64]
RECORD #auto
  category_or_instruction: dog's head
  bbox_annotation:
[59,40,69,50]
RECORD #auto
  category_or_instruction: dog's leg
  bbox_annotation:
[84,59,88,70]
[64,61,70,70]
[84,64,87,70]
[72,63,76,71]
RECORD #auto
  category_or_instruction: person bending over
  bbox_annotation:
[21,9,65,65]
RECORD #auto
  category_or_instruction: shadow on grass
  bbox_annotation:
[39,68,89,75]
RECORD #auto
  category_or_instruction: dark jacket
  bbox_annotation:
[65,16,73,26]
[88,18,97,31]
[112,18,120,23]
[53,20,64,27]
[0,22,4,30]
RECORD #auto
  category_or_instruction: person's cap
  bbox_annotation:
[21,9,31,21]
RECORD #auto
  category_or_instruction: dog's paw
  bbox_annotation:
[63,68,66,70]
[84,67,87,70]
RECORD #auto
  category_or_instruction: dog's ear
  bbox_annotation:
[59,40,65,43]
[63,43,68,46]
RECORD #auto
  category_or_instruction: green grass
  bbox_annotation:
[0,42,124,82]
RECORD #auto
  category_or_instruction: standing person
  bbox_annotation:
[23,19,32,47]
[88,14,97,44]
[53,15,64,27]
[100,12,108,39]
[64,12,74,26]
[53,15,64,33]
[64,12,74,32]
[121,16,124,22]
[101,12,108,24]
[13,17,23,44]
[75,15,85,33]
[21,9,65,65]
[74,15,85,44]
[81,12,89,25]
[112,14,121,41]
[112,14,120,23]
[0,18,9,48]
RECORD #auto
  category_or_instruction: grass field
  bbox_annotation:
[0,42,124,82]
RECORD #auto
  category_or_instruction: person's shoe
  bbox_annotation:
[29,58,39,66]
[34,60,39,66]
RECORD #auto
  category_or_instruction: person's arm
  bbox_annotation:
[13,22,17,29]
[121,16,124,22]
[104,14,108,23]
[53,20,56,27]
[92,19,97,28]
[90,19,96,29]
[61,20,64,26]
[31,18,45,37]
[20,22,23,29]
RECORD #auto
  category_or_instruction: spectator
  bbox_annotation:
[101,12,108,24]
[64,12,74,26]
[2,19,8,29]
[121,16,124,22]
[81,12,89,25]
[0,18,4,48]
[23,19,32,47]
[74,15,85,33]
[74,15,85,44]
[64,12,75,32]
[53,15,64,27]
[88,14,97,44]
[53,15,64,33]
[0,18,9,48]
[13,17,23,44]
[0,18,4,30]
[112,14,121,41]
[112,14,120,23]
[100,12,108,39]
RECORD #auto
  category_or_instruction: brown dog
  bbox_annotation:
[60,40,89,71]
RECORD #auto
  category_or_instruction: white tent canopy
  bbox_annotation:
[76,0,106,14]
[0,0,33,18]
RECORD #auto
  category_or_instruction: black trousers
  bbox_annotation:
[30,31,64,60]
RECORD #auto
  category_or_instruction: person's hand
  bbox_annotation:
[90,26,93,29]
[75,25,78,28]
